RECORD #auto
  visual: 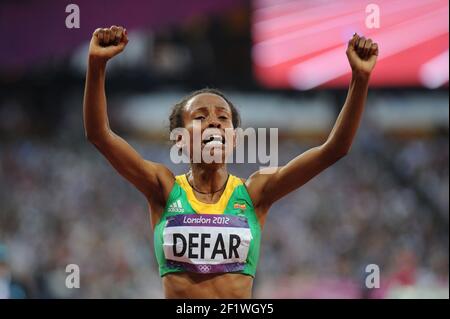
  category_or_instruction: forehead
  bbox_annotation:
[185,93,231,113]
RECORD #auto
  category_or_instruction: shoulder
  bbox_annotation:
[144,161,176,205]
[240,167,281,208]
[143,161,174,179]
[246,167,281,188]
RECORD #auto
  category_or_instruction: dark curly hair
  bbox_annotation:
[169,88,241,133]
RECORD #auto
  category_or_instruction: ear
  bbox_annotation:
[232,128,238,149]
[175,134,186,150]
[175,134,182,146]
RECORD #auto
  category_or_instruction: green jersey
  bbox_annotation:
[153,174,261,277]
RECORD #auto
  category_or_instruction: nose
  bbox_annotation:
[207,117,221,128]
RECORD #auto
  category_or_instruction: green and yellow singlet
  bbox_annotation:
[153,174,261,277]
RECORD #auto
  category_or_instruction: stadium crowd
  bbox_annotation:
[0,127,447,298]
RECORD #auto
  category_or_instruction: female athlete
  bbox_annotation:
[83,25,378,298]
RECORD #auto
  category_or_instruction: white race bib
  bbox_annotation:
[163,214,252,273]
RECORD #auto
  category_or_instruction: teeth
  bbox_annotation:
[205,140,223,146]
[203,134,224,144]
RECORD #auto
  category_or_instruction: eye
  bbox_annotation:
[219,116,228,120]
[194,116,205,120]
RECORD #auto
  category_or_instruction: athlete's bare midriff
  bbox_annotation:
[162,272,253,298]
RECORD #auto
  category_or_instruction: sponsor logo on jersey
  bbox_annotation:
[168,199,185,213]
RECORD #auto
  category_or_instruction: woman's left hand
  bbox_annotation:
[346,33,379,77]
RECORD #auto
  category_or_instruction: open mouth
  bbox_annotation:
[202,134,225,146]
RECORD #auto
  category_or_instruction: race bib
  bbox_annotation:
[163,214,252,273]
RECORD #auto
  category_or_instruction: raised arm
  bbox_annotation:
[83,26,173,204]
[248,33,379,207]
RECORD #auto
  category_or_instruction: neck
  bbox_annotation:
[188,164,229,194]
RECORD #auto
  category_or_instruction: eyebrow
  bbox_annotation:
[192,106,231,113]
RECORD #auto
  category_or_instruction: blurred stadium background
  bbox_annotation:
[0,0,448,298]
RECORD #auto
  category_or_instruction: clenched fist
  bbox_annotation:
[346,33,379,76]
[89,25,129,63]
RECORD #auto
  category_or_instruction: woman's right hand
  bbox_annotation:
[88,25,129,64]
